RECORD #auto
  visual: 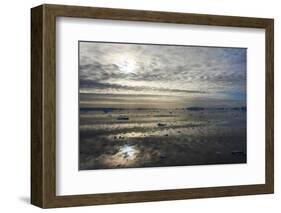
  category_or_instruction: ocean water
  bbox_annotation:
[79,108,246,170]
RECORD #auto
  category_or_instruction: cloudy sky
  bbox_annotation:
[79,41,246,108]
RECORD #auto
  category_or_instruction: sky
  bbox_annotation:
[79,41,246,108]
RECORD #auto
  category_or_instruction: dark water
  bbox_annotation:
[79,108,246,170]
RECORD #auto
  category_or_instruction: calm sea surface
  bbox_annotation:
[79,108,246,170]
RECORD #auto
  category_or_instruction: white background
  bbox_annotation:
[57,18,265,195]
[0,0,279,212]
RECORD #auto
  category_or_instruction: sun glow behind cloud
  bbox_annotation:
[114,55,137,74]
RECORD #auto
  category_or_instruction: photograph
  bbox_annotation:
[30,4,274,208]
[78,41,247,170]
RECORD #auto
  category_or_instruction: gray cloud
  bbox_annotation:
[80,80,207,94]
[79,41,246,102]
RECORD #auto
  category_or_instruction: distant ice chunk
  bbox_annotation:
[117,116,129,120]
[157,123,167,127]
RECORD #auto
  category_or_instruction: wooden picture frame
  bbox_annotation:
[31,4,274,208]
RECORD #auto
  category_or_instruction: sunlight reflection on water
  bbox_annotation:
[119,145,136,158]
[100,144,140,168]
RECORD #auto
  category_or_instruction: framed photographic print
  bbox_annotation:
[31,4,274,208]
